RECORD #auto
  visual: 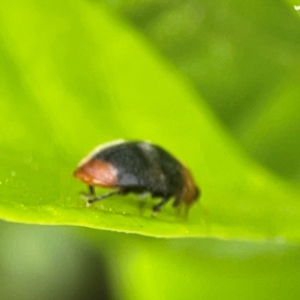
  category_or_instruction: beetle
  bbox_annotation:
[73,140,200,216]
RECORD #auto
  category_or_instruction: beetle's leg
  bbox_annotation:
[79,186,95,199]
[88,185,95,196]
[173,196,181,207]
[137,192,150,215]
[118,187,130,195]
[173,189,184,208]
[152,197,170,216]
[139,192,150,200]
[81,190,120,207]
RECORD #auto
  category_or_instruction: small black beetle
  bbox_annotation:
[74,140,200,216]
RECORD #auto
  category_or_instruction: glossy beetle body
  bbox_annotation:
[74,140,200,215]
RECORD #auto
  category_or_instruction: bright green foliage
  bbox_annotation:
[108,0,300,180]
[1,1,300,300]
[0,1,300,241]
[107,234,300,300]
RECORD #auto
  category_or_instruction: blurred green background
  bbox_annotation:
[1,0,300,299]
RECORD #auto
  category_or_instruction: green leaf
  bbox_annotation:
[0,0,300,241]
[238,77,300,180]
[107,236,300,300]
[106,0,300,180]
[107,0,300,127]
